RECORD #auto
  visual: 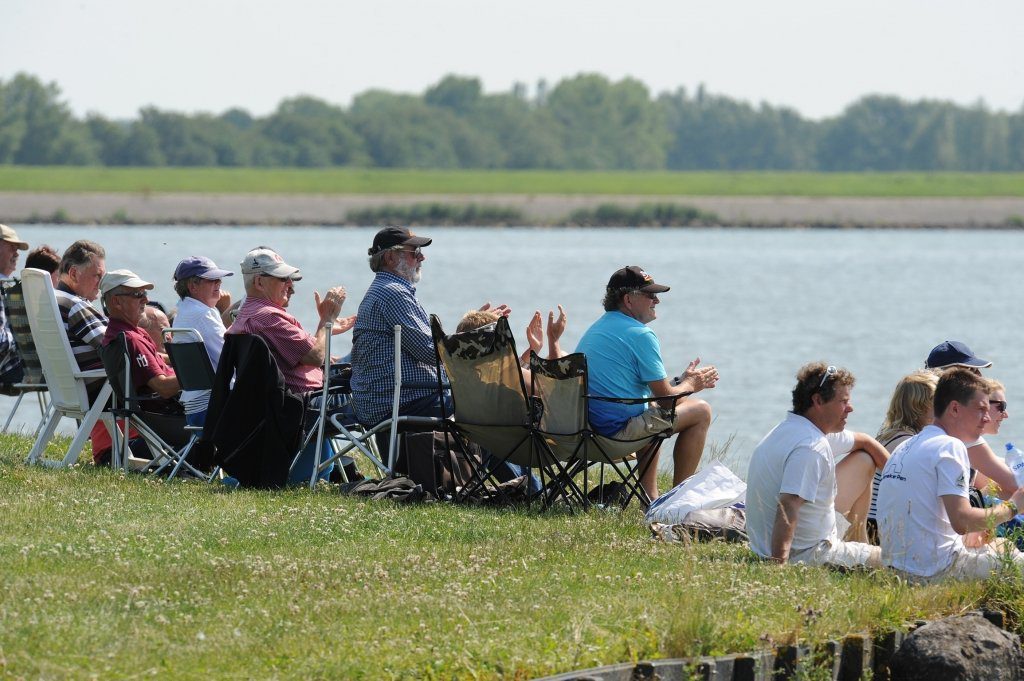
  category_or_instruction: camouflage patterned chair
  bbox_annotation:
[431,314,582,506]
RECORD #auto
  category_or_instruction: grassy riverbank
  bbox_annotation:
[3,167,1024,197]
[0,432,1018,679]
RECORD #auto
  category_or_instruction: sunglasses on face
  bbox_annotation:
[990,399,1008,413]
[393,246,422,257]
[115,291,148,299]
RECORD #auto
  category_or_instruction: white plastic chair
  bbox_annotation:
[20,268,114,468]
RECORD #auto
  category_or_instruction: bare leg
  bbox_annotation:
[638,444,662,500]
[835,450,874,543]
[671,399,713,486]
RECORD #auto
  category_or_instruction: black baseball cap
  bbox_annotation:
[925,340,992,369]
[607,265,670,293]
[368,226,432,256]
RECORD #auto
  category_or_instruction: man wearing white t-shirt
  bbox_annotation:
[877,368,1024,581]
[746,362,889,567]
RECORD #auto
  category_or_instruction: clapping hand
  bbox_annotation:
[547,304,566,346]
[479,302,511,318]
[678,357,719,393]
[525,311,543,353]
[331,314,357,334]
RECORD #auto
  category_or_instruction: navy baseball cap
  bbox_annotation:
[174,256,234,281]
[926,340,992,369]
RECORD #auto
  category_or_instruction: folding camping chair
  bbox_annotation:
[21,268,114,468]
[530,350,688,511]
[100,332,206,477]
[1,277,51,435]
[202,333,306,488]
[326,324,443,483]
[431,314,581,505]
[162,327,219,479]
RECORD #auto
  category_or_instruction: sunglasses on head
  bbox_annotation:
[818,365,837,389]
[990,399,1008,413]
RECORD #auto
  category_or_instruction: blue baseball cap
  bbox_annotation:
[926,340,992,369]
[174,256,234,281]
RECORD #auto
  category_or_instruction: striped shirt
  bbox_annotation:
[227,296,320,393]
[350,271,444,426]
[55,281,107,372]
[0,278,24,379]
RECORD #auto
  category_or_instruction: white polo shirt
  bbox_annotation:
[746,412,855,558]
[876,424,970,578]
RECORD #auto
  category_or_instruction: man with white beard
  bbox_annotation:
[351,226,450,427]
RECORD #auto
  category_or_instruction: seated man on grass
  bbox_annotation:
[745,362,888,567]
[877,368,1024,582]
[99,269,188,454]
[575,265,719,500]
[227,247,355,483]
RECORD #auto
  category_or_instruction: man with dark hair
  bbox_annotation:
[576,265,718,500]
[55,240,108,376]
[25,245,61,286]
[877,368,1024,581]
[746,362,888,567]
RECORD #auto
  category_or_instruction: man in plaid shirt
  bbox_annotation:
[0,224,28,392]
[350,226,447,426]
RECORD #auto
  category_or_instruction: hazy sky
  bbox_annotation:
[2,0,1021,121]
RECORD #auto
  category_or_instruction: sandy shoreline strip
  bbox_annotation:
[2,192,1024,227]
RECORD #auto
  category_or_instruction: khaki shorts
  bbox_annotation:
[789,538,881,569]
[611,408,674,441]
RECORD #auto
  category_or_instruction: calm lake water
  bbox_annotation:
[5,224,1020,475]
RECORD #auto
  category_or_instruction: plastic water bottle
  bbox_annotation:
[1005,443,1024,488]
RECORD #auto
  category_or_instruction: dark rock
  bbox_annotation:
[890,613,1024,680]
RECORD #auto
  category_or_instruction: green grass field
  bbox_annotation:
[2,167,1024,197]
[0,432,1019,679]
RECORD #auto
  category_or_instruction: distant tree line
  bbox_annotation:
[2,72,1023,171]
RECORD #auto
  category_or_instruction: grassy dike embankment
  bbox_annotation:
[1,432,1019,679]
[3,168,1024,227]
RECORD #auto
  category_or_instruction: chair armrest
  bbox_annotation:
[73,370,107,380]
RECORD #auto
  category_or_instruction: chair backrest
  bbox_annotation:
[529,352,589,436]
[1,279,44,384]
[431,315,529,427]
[99,332,135,406]
[163,328,216,393]
[20,268,93,411]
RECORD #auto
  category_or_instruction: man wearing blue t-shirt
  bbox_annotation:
[576,266,718,499]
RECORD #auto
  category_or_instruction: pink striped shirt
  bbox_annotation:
[227,297,321,392]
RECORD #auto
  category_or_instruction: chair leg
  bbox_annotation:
[25,408,62,465]
[2,393,24,433]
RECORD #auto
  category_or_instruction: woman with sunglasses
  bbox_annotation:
[968,380,1011,496]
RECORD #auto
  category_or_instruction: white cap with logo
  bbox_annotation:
[240,248,302,280]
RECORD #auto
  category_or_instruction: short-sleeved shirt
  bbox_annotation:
[575,311,667,435]
[227,296,320,393]
[172,296,227,414]
[745,412,856,557]
[877,424,971,578]
[350,271,442,426]
[55,281,108,372]
[103,318,176,391]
